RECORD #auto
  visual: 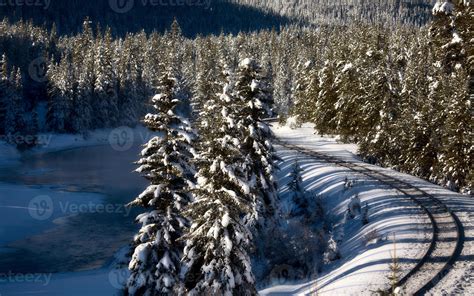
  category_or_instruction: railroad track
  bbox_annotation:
[276,139,465,295]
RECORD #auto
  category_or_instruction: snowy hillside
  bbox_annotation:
[0,1,472,295]
[260,123,474,295]
[1,122,472,295]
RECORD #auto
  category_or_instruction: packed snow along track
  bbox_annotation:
[275,139,465,295]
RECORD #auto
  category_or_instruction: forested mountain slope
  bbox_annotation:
[233,0,436,26]
[0,0,434,37]
[0,0,293,37]
[0,1,470,193]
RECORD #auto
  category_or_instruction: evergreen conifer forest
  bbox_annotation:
[0,1,472,295]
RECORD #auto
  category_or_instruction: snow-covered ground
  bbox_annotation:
[261,123,474,295]
[261,123,430,295]
[1,123,472,295]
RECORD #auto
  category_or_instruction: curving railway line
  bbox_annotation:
[276,139,465,295]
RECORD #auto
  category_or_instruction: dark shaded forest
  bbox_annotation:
[0,0,295,37]
[0,0,436,37]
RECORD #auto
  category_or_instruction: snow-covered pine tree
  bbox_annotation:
[127,67,197,295]
[164,20,193,120]
[380,30,412,169]
[304,61,321,126]
[273,48,293,117]
[0,54,9,135]
[46,54,72,133]
[291,60,313,124]
[396,36,431,176]
[334,61,360,142]
[430,0,473,192]
[68,19,95,133]
[261,50,275,106]
[197,51,232,142]
[358,50,401,166]
[139,34,151,109]
[181,63,257,296]
[431,0,472,74]
[12,68,26,134]
[78,17,94,54]
[234,57,278,225]
[94,27,119,128]
[72,51,93,134]
[70,71,94,134]
[118,35,141,127]
[324,232,341,263]
[180,42,196,118]
[4,68,26,144]
[192,38,218,123]
[314,60,338,135]
[288,158,307,217]
[439,67,473,192]
[143,32,164,97]
[166,19,185,74]
[413,61,447,181]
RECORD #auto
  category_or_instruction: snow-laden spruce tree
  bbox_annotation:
[431,0,472,74]
[118,35,144,127]
[71,76,91,133]
[127,67,197,295]
[273,49,293,116]
[334,61,361,142]
[430,0,473,192]
[287,159,308,218]
[192,38,218,123]
[234,57,278,226]
[70,21,95,133]
[94,27,119,128]
[291,60,313,124]
[0,54,8,135]
[314,60,338,135]
[163,20,193,122]
[358,52,401,166]
[197,51,232,142]
[47,53,72,133]
[439,66,472,192]
[72,51,94,134]
[181,64,257,296]
[4,68,26,140]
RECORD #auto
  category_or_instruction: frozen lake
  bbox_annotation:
[0,144,147,274]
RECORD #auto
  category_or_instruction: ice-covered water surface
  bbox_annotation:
[0,144,147,274]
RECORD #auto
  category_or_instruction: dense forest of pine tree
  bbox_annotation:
[290,0,472,193]
[236,0,436,27]
[0,3,471,195]
[0,0,435,37]
[0,0,471,295]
